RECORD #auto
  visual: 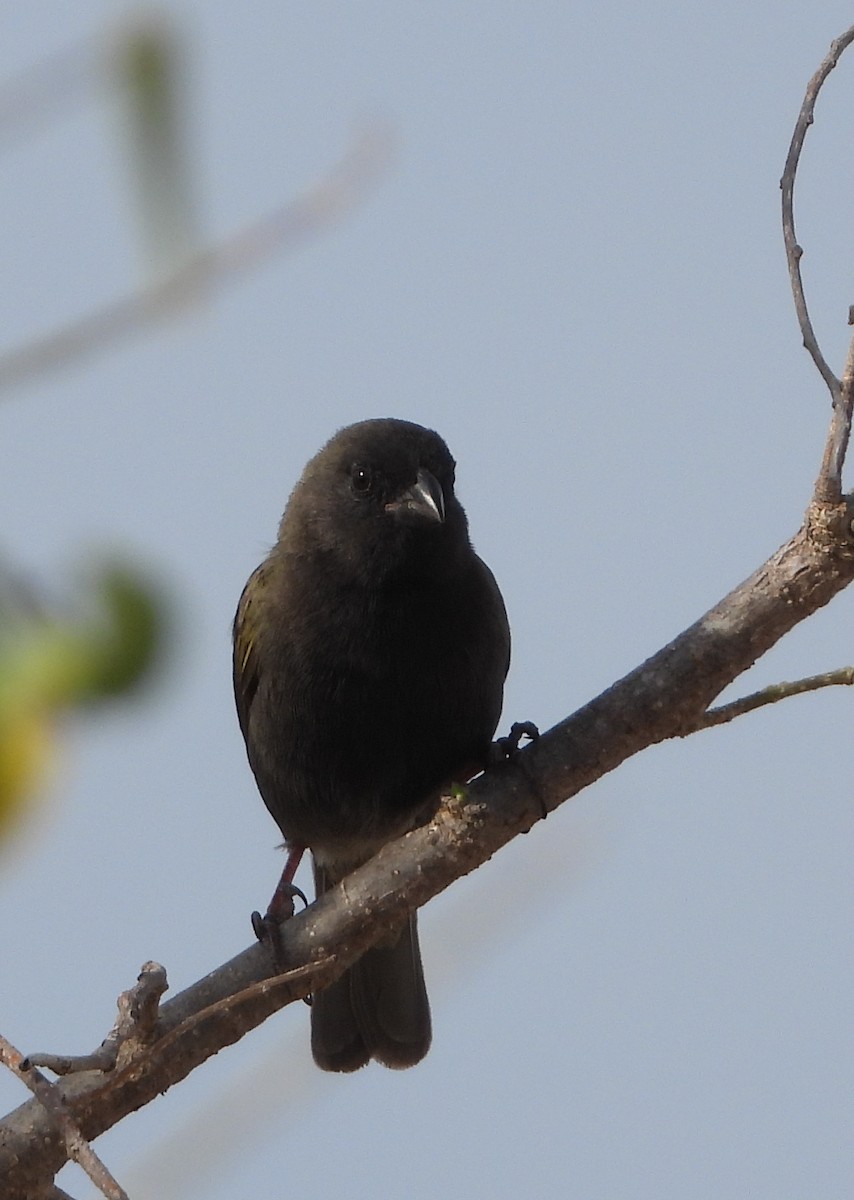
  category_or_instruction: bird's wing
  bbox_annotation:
[474,552,512,680]
[232,561,269,741]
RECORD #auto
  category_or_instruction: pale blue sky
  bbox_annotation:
[2,4,854,1198]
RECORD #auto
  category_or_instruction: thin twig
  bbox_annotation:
[29,958,327,1081]
[780,26,854,405]
[817,317,854,502]
[689,666,854,731]
[0,1033,129,1200]
[0,124,393,393]
[145,957,333,1060]
[26,961,167,1076]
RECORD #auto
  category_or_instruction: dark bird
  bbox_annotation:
[233,418,511,1071]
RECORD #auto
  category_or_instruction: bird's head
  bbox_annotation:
[278,418,470,582]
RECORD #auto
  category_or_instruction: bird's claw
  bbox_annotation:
[251,910,288,969]
[251,881,309,969]
[488,720,539,766]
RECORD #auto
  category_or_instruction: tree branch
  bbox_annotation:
[780,24,854,407]
[0,1035,129,1200]
[818,314,854,502]
[690,665,854,730]
[24,962,167,1078]
[0,124,392,394]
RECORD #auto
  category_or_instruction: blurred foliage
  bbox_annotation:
[116,13,199,277]
[0,16,191,840]
[0,565,165,838]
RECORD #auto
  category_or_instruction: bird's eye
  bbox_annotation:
[351,464,372,494]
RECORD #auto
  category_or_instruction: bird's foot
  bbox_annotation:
[251,880,309,969]
[488,720,546,820]
[488,720,539,766]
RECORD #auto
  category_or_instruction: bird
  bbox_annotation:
[233,418,511,1071]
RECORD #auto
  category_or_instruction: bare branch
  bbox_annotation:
[817,319,854,501]
[780,25,854,405]
[30,958,330,1085]
[0,125,393,394]
[26,962,167,1077]
[689,666,854,730]
[780,23,854,502]
[0,1034,128,1200]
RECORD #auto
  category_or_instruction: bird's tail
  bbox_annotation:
[310,860,432,1072]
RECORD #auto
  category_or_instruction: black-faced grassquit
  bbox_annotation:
[233,418,510,1071]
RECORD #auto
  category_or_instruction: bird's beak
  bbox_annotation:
[386,467,445,524]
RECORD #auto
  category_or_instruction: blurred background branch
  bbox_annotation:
[0,10,389,842]
[0,14,391,394]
